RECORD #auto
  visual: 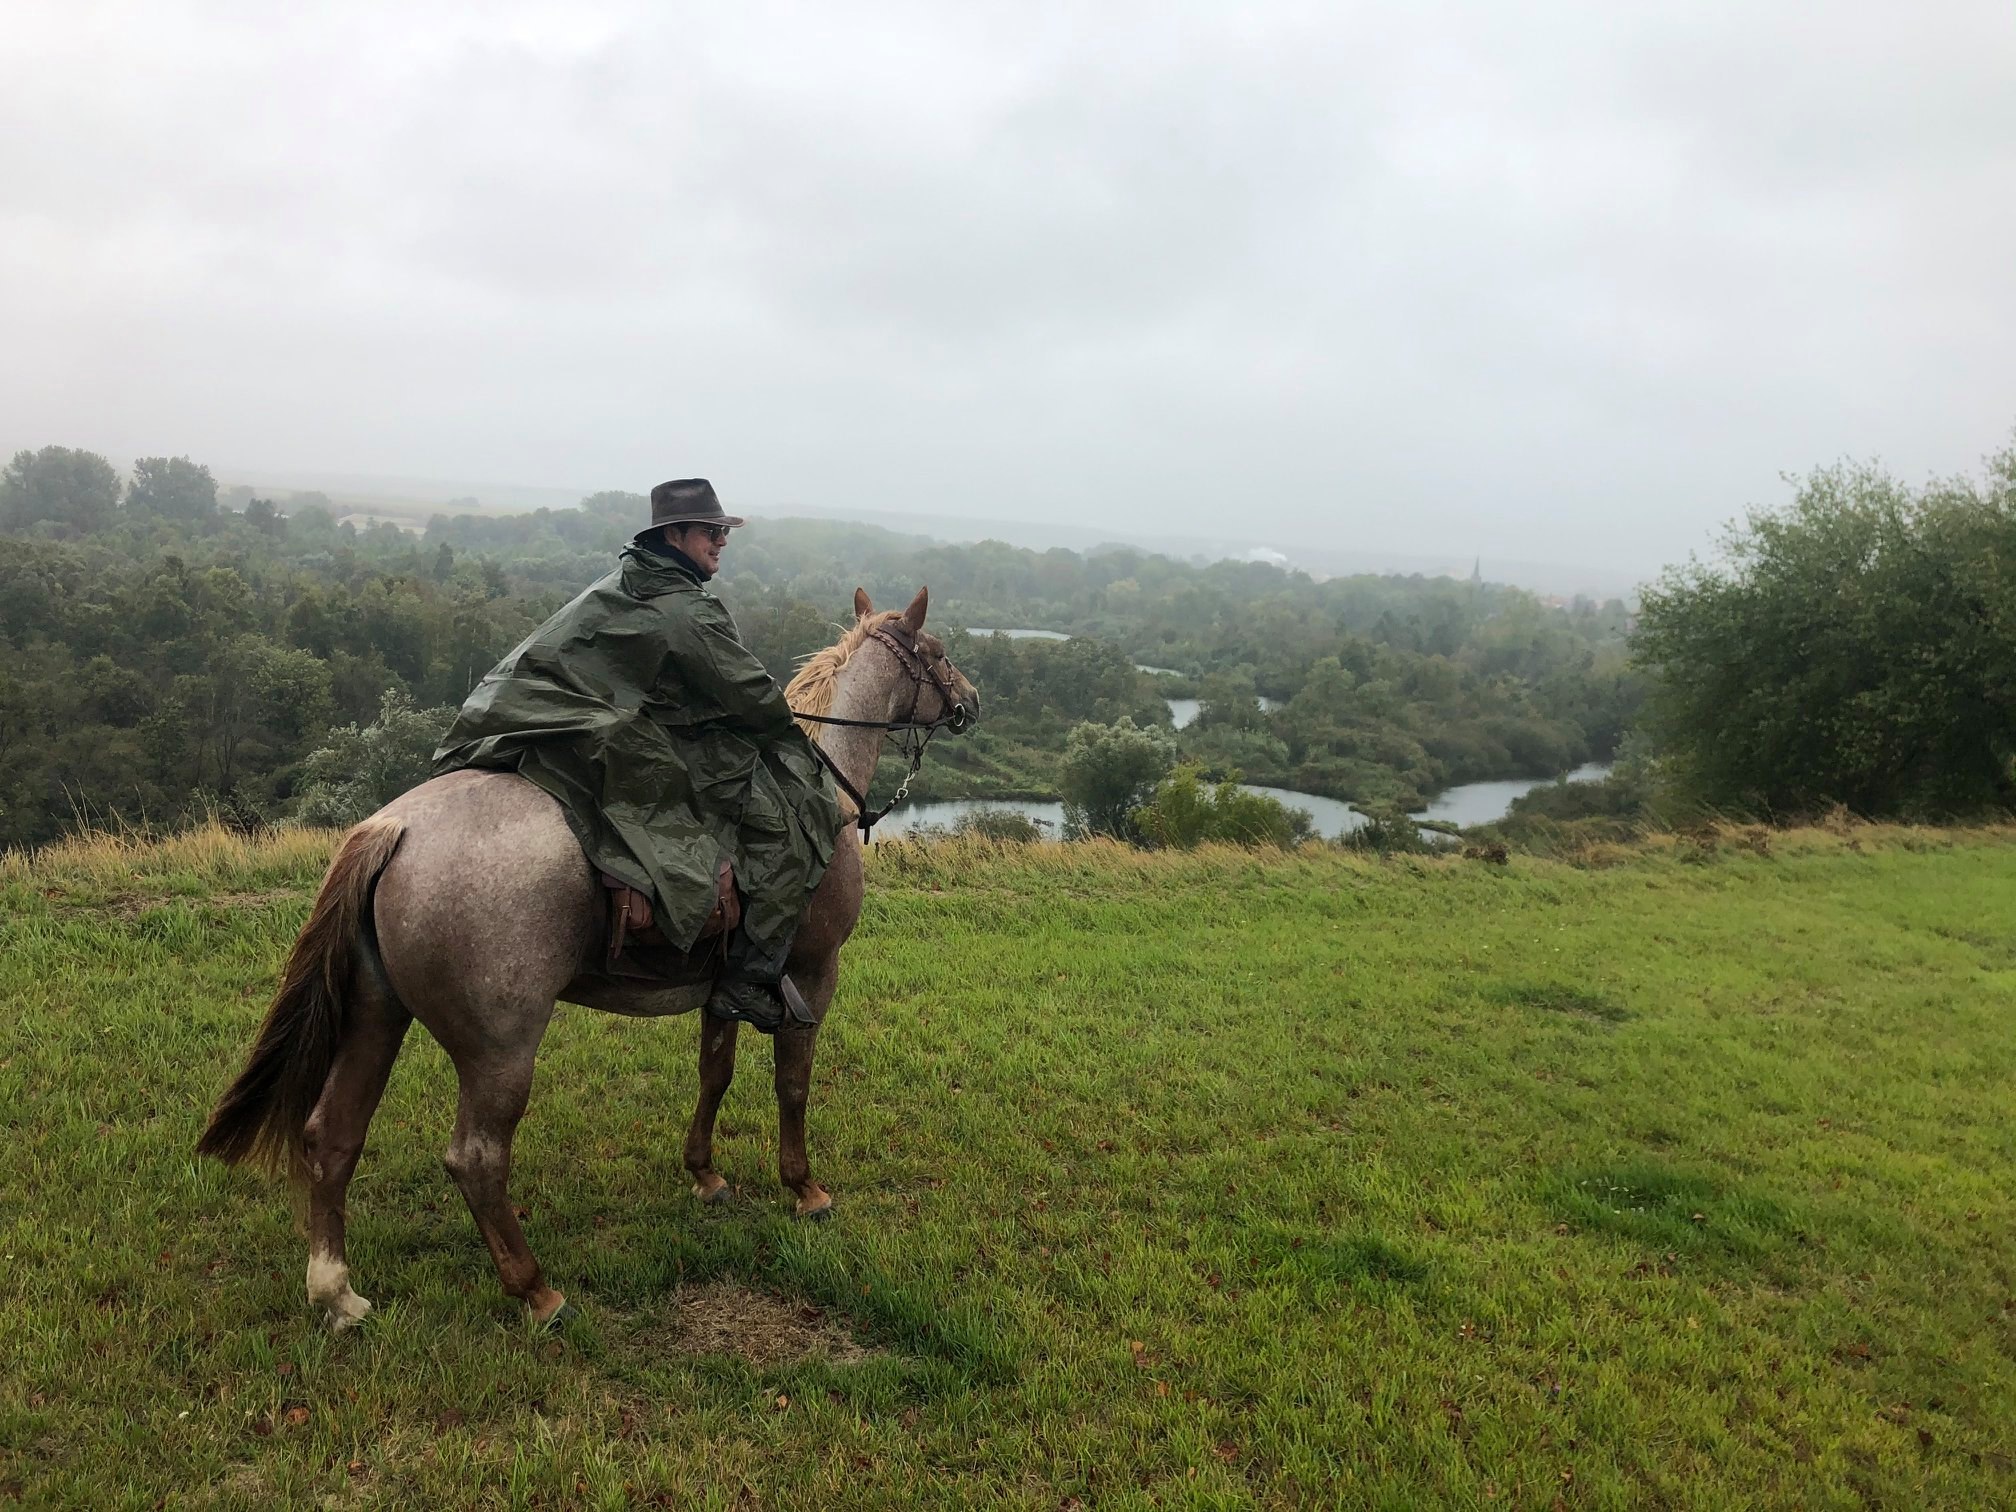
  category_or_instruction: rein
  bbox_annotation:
[789,625,970,841]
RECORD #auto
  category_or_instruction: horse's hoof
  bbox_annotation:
[795,1192,834,1222]
[532,1299,577,1332]
[693,1175,730,1205]
[323,1293,372,1333]
[527,1289,573,1330]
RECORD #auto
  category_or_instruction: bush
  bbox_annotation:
[950,808,1049,843]
[1340,804,1434,856]
[1633,438,2016,818]
[1058,717,1175,841]
[1133,764,1313,849]
[294,690,456,827]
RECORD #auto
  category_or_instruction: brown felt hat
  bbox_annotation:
[639,478,745,539]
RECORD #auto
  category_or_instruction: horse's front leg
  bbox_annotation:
[773,956,839,1219]
[775,835,855,1219]
[683,1017,740,1203]
[772,1023,830,1218]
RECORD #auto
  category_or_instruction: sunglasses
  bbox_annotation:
[690,524,730,544]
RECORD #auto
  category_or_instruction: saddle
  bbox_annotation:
[600,858,740,964]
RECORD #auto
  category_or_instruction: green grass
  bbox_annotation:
[3,822,2015,1508]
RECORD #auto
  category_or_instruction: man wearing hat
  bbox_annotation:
[432,479,843,1033]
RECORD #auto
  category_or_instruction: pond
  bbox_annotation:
[872,764,1613,842]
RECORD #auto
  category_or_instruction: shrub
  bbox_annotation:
[294,689,456,827]
[1058,717,1175,841]
[1633,439,2016,818]
[1133,764,1313,849]
[950,808,1049,843]
[1341,804,1434,856]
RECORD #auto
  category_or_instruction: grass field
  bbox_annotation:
[2,821,2013,1509]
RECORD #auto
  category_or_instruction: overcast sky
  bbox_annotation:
[4,0,2012,581]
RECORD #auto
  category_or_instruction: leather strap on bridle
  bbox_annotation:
[789,624,969,841]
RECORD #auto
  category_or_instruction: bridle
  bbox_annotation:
[788,624,973,840]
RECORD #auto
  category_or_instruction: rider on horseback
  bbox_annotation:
[432,479,843,1034]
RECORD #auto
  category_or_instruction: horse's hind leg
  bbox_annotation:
[683,1018,740,1203]
[301,983,411,1332]
[441,1047,569,1325]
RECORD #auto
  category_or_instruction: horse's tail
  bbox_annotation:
[195,814,407,1177]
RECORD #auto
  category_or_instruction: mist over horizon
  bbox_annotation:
[5,1,2011,599]
[161,453,1652,599]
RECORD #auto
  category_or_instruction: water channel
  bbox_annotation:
[875,766,1612,842]
[918,629,1610,841]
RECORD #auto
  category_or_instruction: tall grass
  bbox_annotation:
[0,816,338,894]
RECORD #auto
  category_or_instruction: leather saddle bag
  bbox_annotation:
[601,858,740,962]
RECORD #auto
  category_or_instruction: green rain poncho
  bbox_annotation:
[432,545,843,954]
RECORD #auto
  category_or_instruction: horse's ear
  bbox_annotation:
[901,586,929,634]
[853,587,873,620]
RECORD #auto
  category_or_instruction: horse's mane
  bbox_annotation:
[785,610,908,742]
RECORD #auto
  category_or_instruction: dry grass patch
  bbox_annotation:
[624,1283,885,1369]
[3,819,337,892]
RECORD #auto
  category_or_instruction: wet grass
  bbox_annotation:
[2,822,2014,1507]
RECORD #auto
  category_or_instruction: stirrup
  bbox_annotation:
[704,975,816,1034]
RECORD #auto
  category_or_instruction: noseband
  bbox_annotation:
[788,625,971,840]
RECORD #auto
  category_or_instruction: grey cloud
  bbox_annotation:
[2,0,2012,584]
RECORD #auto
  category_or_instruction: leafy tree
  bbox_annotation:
[126,456,218,523]
[1192,670,1265,731]
[0,446,121,533]
[295,689,456,827]
[1058,717,1174,840]
[1634,441,2016,817]
[1177,723,1293,785]
[79,656,153,727]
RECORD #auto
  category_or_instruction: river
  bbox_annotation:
[873,764,1611,842]
[932,628,1608,839]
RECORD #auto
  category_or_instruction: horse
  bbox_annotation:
[196,587,977,1331]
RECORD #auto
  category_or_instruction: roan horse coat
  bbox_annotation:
[196,589,976,1329]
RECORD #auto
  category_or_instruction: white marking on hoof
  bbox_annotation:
[307,1249,372,1331]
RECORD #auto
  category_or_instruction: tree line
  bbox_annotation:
[10,428,2008,850]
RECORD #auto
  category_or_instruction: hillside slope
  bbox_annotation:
[2,824,2013,1508]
